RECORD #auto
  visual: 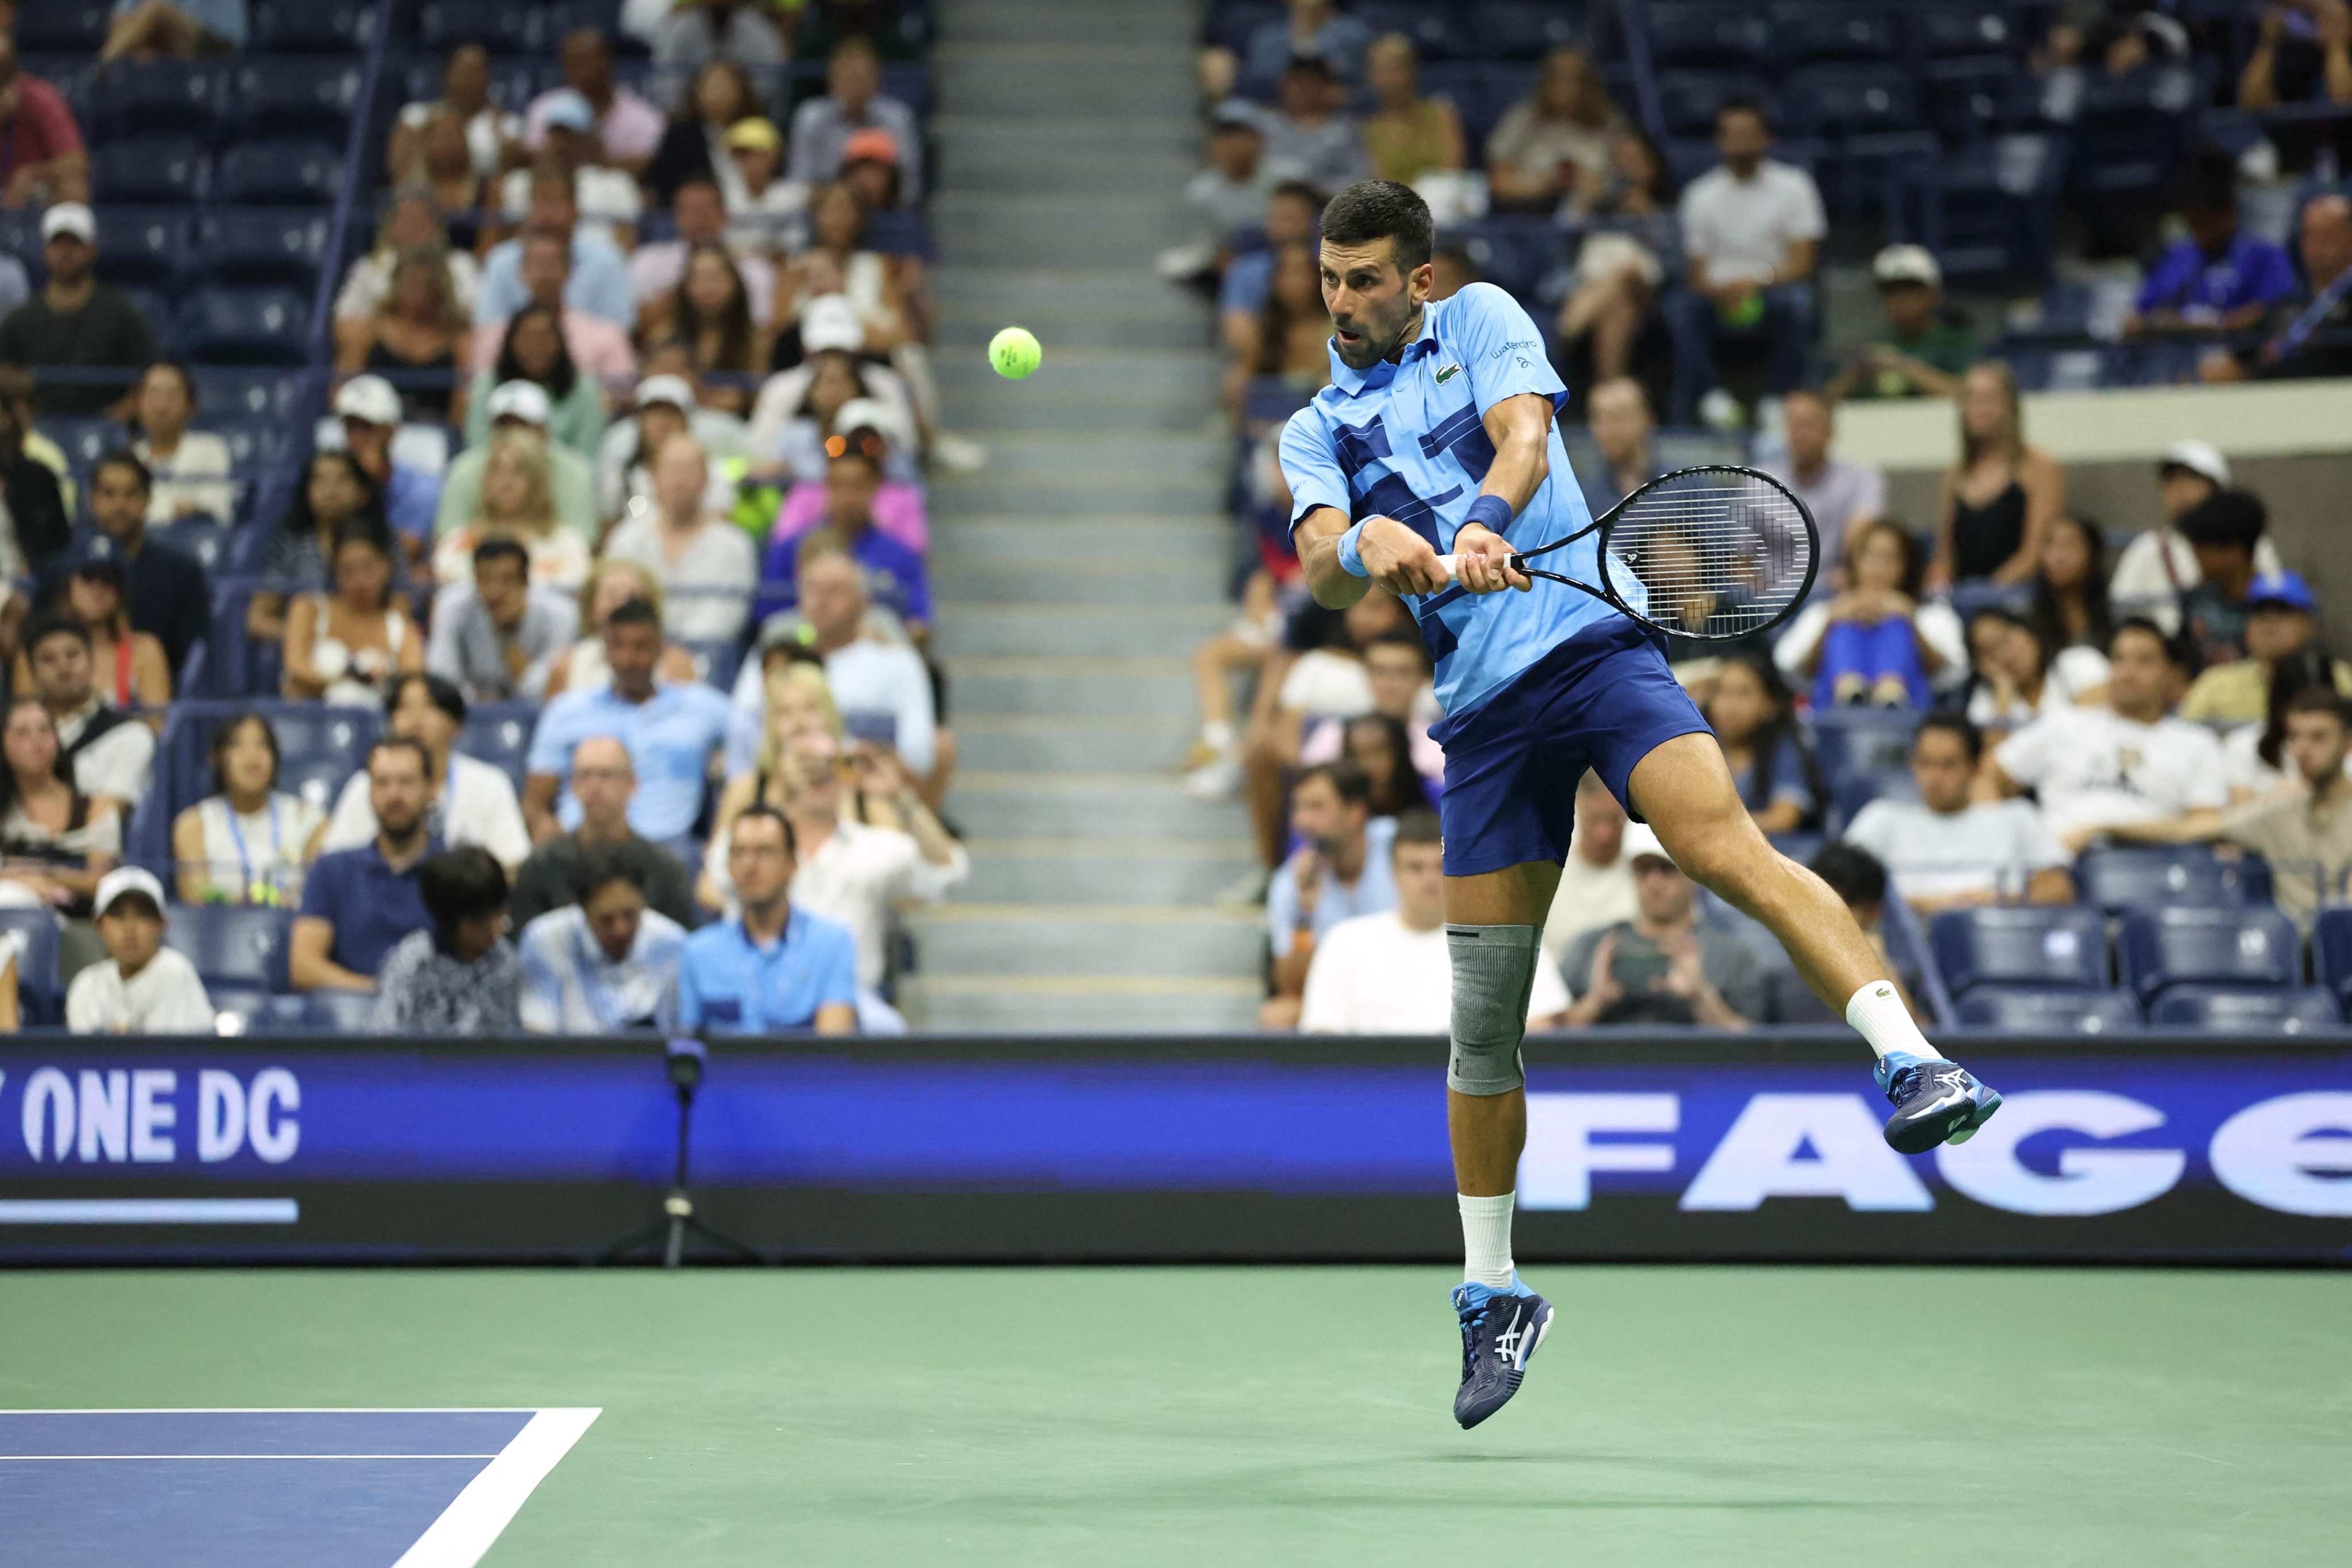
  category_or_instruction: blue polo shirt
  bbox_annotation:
[383,463,442,547]
[675,908,860,1035]
[526,680,733,840]
[757,522,931,628]
[298,836,442,978]
[1278,282,1621,718]
[2136,231,2297,319]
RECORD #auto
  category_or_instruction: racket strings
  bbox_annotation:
[1602,471,1815,638]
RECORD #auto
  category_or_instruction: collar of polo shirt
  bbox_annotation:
[1327,303,1446,395]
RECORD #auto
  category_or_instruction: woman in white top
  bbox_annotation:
[0,698,119,920]
[599,432,756,644]
[1962,606,2111,731]
[433,429,591,595]
[128,362,233,526]
[320,673,532,871]
[171,713,329,907]
[541,559,700,699]
[284,520,423,707]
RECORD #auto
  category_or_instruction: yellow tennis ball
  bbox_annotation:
[989,326,1042,380]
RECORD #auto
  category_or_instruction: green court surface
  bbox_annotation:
[4,1266,2345,1567]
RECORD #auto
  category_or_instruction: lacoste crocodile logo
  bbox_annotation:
[1435,362,1463,383]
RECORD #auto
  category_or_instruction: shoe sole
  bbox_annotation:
[1456,1300,1554,1431]
[1886,1086,2004,1155]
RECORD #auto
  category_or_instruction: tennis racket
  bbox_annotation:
[1433,464,1820,642]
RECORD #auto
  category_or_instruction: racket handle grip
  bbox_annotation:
[1432,553,1460,580]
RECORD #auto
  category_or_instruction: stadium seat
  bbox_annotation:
[1955,986,2144,1034]
[232,61,365,142]
[249,0,379,52]
[13,1,111,52]
[192,211,332,290]
[1468,1,1583,60]
[1808,707,1918,785]
[1655,71,1768,138]
[1353,2,1465,59]
[1887,133,2064,285]
[1646,3,1771,68]
[1916,3,2027,59]
[1832,768,1916,827]
[2118,908,2302,1001]
[1202,1,1281,56]
[167,905,294,991]
[171,520,233,571]
[1770,3,1902,65]
[2312,907,2352,1013]
[2147,986,2344,1033]
[417,2,544,53]
[90,137,210,206]
[1784,67,1923,138]
[1931,905,2111,993]
[87,61,227,142]
[458,703,539,795]
[176,289,312,367]
[215,140,344,206]
[0,908,63,1025]
[40,416,121,473]
[91,208,188,289]
[192,370,310,423]
[1926,55,2033,142]
[682,640,745,694]
[305,990,379,1033]
[862,211,933,260]
[2075,847,2257,913]
[213,418,298,475]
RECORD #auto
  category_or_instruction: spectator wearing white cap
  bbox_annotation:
[434,381,600,547]
[721,117,810,256]
[788,37,924,204]
[2109,441,2286,631]
[1560,824,1766,1029]
[601,432,758,645]
[528,26,666,175]
[66,867,214,1035]
[626,179,779,330]
[745,299,922,478]
[762,396,928,557]
[595,372,752,525]
[332,374,442,562]
[0,204,156,416]
[1825,246,1980,404]
[500,95,641,254]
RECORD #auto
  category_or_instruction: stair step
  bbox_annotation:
[957,713,1196,771]
[902,977,1263,1034]
[934,553,1226,604]
[933,342,1218,395]
[961,429,1227,473]
[945,655,1200,717]
[959,838,1261,905]
[929,467,1224,515]
[940,145,1197,195]
[906,903,1267,977]
[938,7,1200,47]
[947,771,1250,841]
[933,601,1229,657]
[930,114,1201,157]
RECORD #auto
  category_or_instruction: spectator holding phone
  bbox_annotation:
[1561,825,1765,1028]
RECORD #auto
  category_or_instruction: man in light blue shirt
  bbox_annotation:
[1282,180,2003,1428]
[1263,762,1399,1016]
[675,806,858,1035]
[475,175,634,329]
[517,843,687,1035]
[523,598,732,842]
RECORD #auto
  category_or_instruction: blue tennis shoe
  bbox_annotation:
[1876,1051,2003,1154]
[1451,1276,1553,1429]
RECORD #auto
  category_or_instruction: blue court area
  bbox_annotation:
[0,1408,598,1568]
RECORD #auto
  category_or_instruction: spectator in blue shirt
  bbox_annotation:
[675,806,859,1035]
[477,179,635,330]
[2126,150,2298,339]
[1261,761,1400,1029]
[289,738,440,992]
[757,447,930,635]
[523,596,732,844]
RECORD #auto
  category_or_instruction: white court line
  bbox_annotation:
[394,1408,602,1568]
[2,1454,502,1461]
[0,1199,299,1225]
[0,1408,551,1414]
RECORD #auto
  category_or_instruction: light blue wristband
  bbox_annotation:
[1335,519,1370,578]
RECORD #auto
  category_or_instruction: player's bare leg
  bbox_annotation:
[1627,731,2002,1152]
[1438,858,1560,1428]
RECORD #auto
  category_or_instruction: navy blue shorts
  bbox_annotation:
[1430,620,1710,877]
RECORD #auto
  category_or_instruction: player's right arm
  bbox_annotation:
[1279,408,1448,606]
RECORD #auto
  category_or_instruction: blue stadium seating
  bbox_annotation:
[215,140,345,206]
[192,211,334,291]
[176,289,313,367]
[1887,132,2064,285]
[2118,908,2302,1001]
[90,137,210,206]
[1202,2,1280,57]
[171,521,234,572]
[1931,905,2111,993]
[305,990,380,1033]
[1916,3,2029,60]
[1655,71,1768,138]
[192,371,311,424]
[682,640,746,694]
[14,2,111,52]
[418,3,546,54]
[0,908,64,1025]
[2147,986,2344,1033]
[1353,3,1466,60]
[1809,707,1918,785]
[167,905,294,991]
[1771,3,1902,65]
[91,208,188,289]
[41,416,119,473]
[2313,908,2352,1013]
[1468,1,1583,60]
[1926,55,2033,141]
[249,0,380,52]
[1955,986,2144,1034]
[1784,67,1922,137]
[214,419,300,475]
[2075,847,2257,913]
[233,61,366,142]
[87,61,228,142]
[459,703,539,795]
[1832,768,1916,827]
[1647,3,1772,68]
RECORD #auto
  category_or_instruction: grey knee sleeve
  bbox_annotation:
[1446,924,1539,1096]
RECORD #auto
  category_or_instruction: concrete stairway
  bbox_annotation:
[899,0,1263,1032]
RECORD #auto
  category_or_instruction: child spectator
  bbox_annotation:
[1931,363,2063,587]
[372,846,521,1033]
[170,713,328,907]
[1777,520,1964,710]
[66,868,212,1035]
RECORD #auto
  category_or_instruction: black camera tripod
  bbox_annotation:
[602,1038,761,1268]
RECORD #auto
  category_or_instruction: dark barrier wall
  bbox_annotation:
[1,1033,2349,1264]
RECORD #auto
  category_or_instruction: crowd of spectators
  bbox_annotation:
[1167,1,2352,1033]
[0,2,978,1038]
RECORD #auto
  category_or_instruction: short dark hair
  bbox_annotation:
[731,802,799,860]
[1809,843,1888,912]
[1295,758,1372,810]
[1363,627,1432,672]
[368,734,432,778]
[2179,146,2239,215]
[1268,178,1326,211]
[208,713,280,792]
[419,845,510,932]
[574,841,648,904]
[1392,807,1442,851]
[330,514,393,563]
[388,671,466,727]
[1717,95,1772,133]
[1915,711,1983,764]
[2284,686,2352,729]
[1318,179,1433,274]
[472,535,529,575]
[93,448,153,497]
[605,595,662,634]
[2177,489,2267,553]
[24,612,90,657]
[2110,615,2187,667]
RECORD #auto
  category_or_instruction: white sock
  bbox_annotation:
[1459,1191,1516,1290]
[1201,719,1236,751]
[1846,981,1936,1062]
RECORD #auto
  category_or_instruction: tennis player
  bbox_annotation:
[1279,180,2002,1429]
